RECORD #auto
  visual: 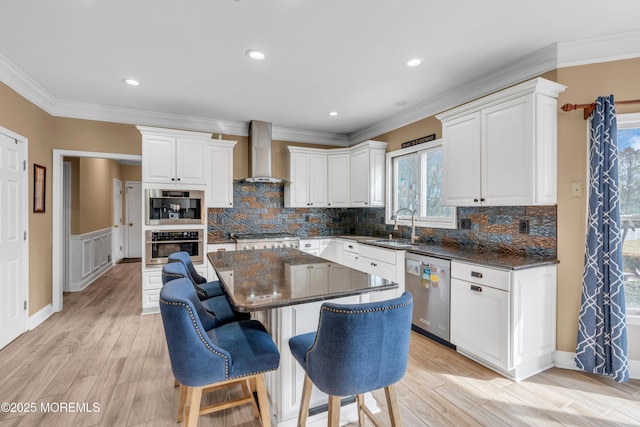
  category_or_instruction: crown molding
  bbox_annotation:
[348,43,558,144]
[272,126,349,147]
[557,30,640,68]
[0,52,57,114]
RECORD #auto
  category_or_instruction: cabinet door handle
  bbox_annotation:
[348,245,354,249]
[470,285,482,293]
[471,271,483,278]
[177,178,181,181]
[371,262,377,267]
[480,198,485,202]
[473,198,479,202]
[171,178,176,181]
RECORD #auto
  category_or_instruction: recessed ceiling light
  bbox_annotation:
[246,49,265,61]
[328,111,339,117]
[123,78,140,86]
[405,58,423,67]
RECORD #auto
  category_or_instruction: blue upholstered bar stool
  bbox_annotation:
[168,251,225,298]
[161,261,249,324]
[289,292,413,427]
[160,278,280,427]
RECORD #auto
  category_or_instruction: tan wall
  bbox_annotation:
[556,57,640,353]
[77,158,114,234]
[374,116,443,149]
[0,82,55,313]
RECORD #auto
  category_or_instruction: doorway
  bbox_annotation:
[126,181,142,258]
[113,178,123,263]
[0,127,28,349]
[52,150,141,312]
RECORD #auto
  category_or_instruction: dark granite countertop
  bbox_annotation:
[334,235,558,270]
[207,248,398,312]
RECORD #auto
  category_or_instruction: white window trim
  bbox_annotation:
[385,139,457,230]
[619,112,640,321]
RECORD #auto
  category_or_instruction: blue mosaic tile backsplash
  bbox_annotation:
[208,182,556,257]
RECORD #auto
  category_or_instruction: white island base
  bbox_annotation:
[255,295,380,427]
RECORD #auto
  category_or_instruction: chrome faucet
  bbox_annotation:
[392,208,417,243]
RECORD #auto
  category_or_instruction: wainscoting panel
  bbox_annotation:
[69,228,113,292]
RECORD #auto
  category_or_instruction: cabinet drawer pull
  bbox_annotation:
[471,271,483,278]
[305,243,312,248]
[470,285,482,293]
[371,262,377,267]
[348,245,354,249]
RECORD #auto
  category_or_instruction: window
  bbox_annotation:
[386,140,456,229]
[619,113,640,317]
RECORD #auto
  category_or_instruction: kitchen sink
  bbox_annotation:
[371,239,416,248]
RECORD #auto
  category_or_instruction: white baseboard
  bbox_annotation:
[28,303,54,330]
[554,350,640,380]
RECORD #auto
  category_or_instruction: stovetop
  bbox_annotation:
[230,232,299,241]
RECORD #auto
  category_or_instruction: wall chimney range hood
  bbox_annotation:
[245,120,283,183]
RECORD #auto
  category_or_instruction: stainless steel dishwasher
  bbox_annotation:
[405,252,453,346]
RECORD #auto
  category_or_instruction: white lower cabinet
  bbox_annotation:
[142,263,208,314]
[451,277,509,369]
[298,239,320,256]
[450,260,556,381]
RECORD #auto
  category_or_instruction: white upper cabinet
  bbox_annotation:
[284,147,328,208]
[285,140,387,208]
[327,151,350,207]
[437,78,566,206]
[205,140,237,207]
[349,140,387,207]
[139,126,211,186]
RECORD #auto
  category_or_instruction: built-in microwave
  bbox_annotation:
[145,229,204,265]
[146,189,204,225]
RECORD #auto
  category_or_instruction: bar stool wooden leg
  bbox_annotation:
[385,384,402,427]
[297,374,313,426]
[243,378,260,419]
[255,373,272,427]
[356,394,365,426]
[177,384,187,423]
[184,386,203,427]
[328,395,341,427]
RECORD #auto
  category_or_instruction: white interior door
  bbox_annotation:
[126,181,142,258]
[113,178,123,262]
[0,130,27,349]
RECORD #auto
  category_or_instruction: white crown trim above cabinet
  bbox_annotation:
[436,78,566,207]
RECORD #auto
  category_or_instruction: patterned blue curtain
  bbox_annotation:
[575,95,628,382]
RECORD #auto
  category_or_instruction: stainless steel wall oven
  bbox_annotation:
[145,229,204,265]
[146,189,204,225]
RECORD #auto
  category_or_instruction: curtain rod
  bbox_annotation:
[561,99,640,120]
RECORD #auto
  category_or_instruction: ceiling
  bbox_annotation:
[1,1,639,146]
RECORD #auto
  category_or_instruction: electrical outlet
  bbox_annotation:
[459,218,472,229]
[519,219,530,234]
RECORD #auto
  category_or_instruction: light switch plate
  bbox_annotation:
[571,181,583,198]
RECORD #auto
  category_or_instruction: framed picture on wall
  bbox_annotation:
[34,164,46,213]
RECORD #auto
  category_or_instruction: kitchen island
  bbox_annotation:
[208,248,398,427]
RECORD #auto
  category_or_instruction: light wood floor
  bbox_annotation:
[1,263,640,427]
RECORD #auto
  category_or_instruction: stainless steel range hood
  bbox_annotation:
[245,120,282,183]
